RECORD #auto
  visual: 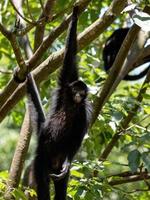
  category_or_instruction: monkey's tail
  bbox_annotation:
[26,73,45,132]
[124,65,150,81]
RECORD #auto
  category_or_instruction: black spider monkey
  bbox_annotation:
[103,28,150,81]
[22,6,90,200]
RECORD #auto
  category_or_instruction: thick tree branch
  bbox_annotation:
[5,1,33,197]
[34,0,56,51]
[10,34,26,70]
[91,24,140,126]
[5,108,31,199]
[106,29,149,102]
[0,32,27,108]
[0,23,11,38]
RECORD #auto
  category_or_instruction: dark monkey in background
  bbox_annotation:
[26,6,91,200]
[103,28,150,81]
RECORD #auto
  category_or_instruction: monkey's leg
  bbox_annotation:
[34,155,50,200]
[53,171,69,200]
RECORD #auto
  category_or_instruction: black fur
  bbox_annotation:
[26,6,91,200]
[103,28,150,81]
[27,73,45,130]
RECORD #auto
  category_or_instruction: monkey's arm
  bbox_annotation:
[59,6,79,87]
[26,73,45,130]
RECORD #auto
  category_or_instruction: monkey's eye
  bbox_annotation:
[72,88,77,94]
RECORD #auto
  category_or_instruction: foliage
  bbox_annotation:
[0,0,150,199]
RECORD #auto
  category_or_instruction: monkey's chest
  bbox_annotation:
[43,110,87,150]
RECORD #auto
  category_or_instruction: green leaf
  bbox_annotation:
[142,93,150,100]
[12,188,28,200]
[141,152,150,172]
[144,107,150,114]
[128,149,141,173]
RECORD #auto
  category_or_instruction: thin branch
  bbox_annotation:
[34,0,56,51]
[10,0,34,24]
[12,0,33,59]
[10,0,51,31]
[109,174,150,186]
[107,170,148,178]
[10,34,26,69]
[25,0,36,22]
[14,23,35,36]
[52,6,71,21]
[99,68,150,161]
[39,0,44,12]
[125,188,150,194]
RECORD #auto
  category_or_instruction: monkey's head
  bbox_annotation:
[68,80,88,104]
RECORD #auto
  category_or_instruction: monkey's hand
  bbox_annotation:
[49,158,70,181]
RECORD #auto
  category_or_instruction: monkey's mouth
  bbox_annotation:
[74,94,82,103]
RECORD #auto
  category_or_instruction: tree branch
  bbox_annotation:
[109,172,150,186]
[100,68,150,160]
[5,108,31,199]
[12,0,33,59]
[5,1,33,197]
[10,0,34,24]
[0,23,11,38]
[91,24,140,126]
[34,0,56,51]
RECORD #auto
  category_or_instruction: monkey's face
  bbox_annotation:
[72,89,87,103]
[69,80,88,104]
